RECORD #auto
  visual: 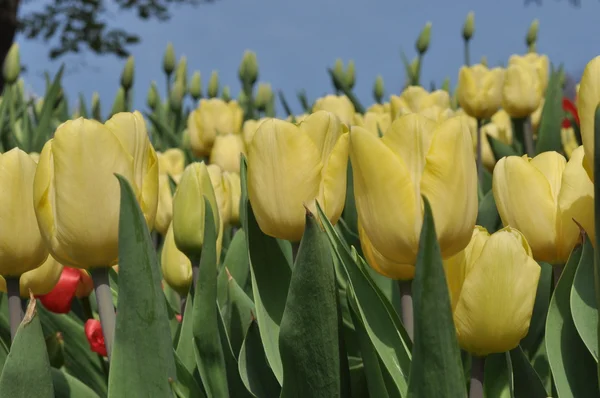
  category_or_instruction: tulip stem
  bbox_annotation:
[191,254,201,290]
[398,280,414,340]
[81,296,110,377]
[464,40,471,66]
[553,264,564,288]
[6,277,23,341]
[469,355,485,398]
[476,119,483,185]
[512,117,534,156]
[91,268,115,362]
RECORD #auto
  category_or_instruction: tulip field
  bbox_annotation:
[0,13,599,398]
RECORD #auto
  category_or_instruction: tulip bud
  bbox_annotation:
[462,12,475,41]
[441,77,451,93]
[2,43,20,85]
[169,80,184,113]
[120,56,135,91]
[238,90,249,109]
[223,172,241,226]
[161,223,192,296]
[345,60,356,89]
[238,50,259,87]
[526,19,539,48]
[147,81,159,110]
[409,58,419,79]
[208,71,219,98]
[480,56,488,67]
[91,92,102,120]
[163,42,176,76]
[111,87,126,116]
[373,75,384,103]
[17,78,24,97]
[312,95,356,126]
[35,99,44,116]
[416,22,432,55]
[255,83,273,110]
[189,71,202,100]
[221,85,231,102]
[175,56,188,90]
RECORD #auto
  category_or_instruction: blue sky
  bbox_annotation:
[15,0,600,117]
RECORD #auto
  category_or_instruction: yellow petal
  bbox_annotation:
[18,255,63,297]
[299,111,343,162]
[209,134,245,173]
[312,95,355,126]
[317,133,349,226]
[491,109,513,144]
[358,222,415,280]
[421,116,478,258]
[161,222,193,296]
[577,56,600,180]
[223,172,241,225]
[350,126,419,264]
[207,164,231,226]
[502,64,542,118]
[188,109,211,157]
[154,174,173,235]
[247,119,322,241]
[158,148,186,177]
[454,227,541,356]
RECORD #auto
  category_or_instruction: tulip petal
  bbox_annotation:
[577,56,600,180]
[318,133,349,226]
[299,111,343,162]
[530,152,566,202]
[247,119,322,241]
[454,228,541,356]
[161,223,192,296]
[350,126,419,264]
[188,110,211,157]
[358,223,414,280]
[493,156,558,263]
[421,117,478,258]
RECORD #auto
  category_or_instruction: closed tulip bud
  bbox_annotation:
[172,162,221,256]
[353,112,392,136]
[34,112,159,269]
[189,71,202,100]
[502,63,542,118]
[17,78,24,97]
[575,56,600,180]
[409,57,419,80]
[169,80,184,113]
[242,118,268,146]
[163,42,176,76]
[462,12,475,41]
[444,226,540,356]
[209,134,246,173]
[35,98,44,116]
[480,56,488,67]
[2,43,20,85]
[416,22,432,55]
[120,56,135,91]
[207,164,231,226]
[0,255,63,298]
[161,223,192,296]
[111,87,126,116]
[312,95,355,126]
[493,148,594,264]
[390,86,450,119]
[248,111,349,241]
[351,114,477,279]
[345,60,356,89]
[91,92,101,120]
[147,81,159,110]
[441,77,451,93]
[0,148,49,277]
[208,71,219,98]
[509,53,549,94]
[255,83,273,110]
[223,172,241,225]
[332,58,344,91]
[526,19,539,47]
[188,99,244,157]
[175,56,188,88]
[238,50,259,87]
[373,75,384,103]
[221,85,231,102]
[457,64,505,119]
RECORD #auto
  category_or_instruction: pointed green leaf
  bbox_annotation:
[218,309,253,398]
[173,350,206,398]
[176,290,196,374]
[488,134,519,159]
[0,300,53,398]
[535,68,564,154]
[476,189,501,233]
[34,65,65,151]
[509,346,547,398]
[520,262,553,355]
[51,368,101,398]
[483,353,512,398]
[239,321,281,398]
[222,229,250,291]
[78,93,89,119]
[108,175,176,397]
[221,271,255,357]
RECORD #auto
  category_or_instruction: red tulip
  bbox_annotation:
[562,97,580,129]
[84,319,107,357]
[38,267,94,314]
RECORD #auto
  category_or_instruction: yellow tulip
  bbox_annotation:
[509,53,550,94]
[209,134,246,173]
[477,122,508,170]
[366,103,390,114]
[502,63,542,118]
[353,112,392,136]
[29,152,40,163]
[247,111,349,241]
[242,118,268,147]
[0,148,49,276]
[493,147,594,264]
[350,114,477,278]
[286,114,309,124]
[445,226,540,356]
[359,221,415,280]
[312,95,355,126]
[457,64,504,119]
[161,222,192,296]
[390,86,450,119]
[33,112,158,269]
[188,99,243,157]
[223,171,241,225]
[0,255,63,297]
[155,174,174,235]
[419,105,455,124]
[561,128,579,159]
[207,164,231,226]
[172,162,221,257]
[157,148,185,181]
[576,56,600,180]
[491,109,513,142]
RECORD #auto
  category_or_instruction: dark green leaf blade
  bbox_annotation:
[488,134,519,160]
[239,320,281,398]
[535,67,564,154]
[520,262,553,355]
[483,353,512,398]
[509,346,547,398]
[476,189,501,233]
[51,368,101,398]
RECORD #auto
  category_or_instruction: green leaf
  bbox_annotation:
[0,301,54,398]
[407,196,467,398]
[571,237,599,360]
[520,262,552,355]
[483,353,512,398]
[594,105,600,387]
[192,200,229,397]
[51,368,101,398]
[535,67,564,154]
[239,321,281,398]
[146,112,181,148]
[342,163,359,234]
[218,310,253,398]
[475,189,501,233]
[176,290,196,374]
[488,134,519,159]
[240,156,291,384]
[509,346,547,398]
[34,65,65,151]
[221,271,255,357]
[108,175,176,397]
[173,350,206,398]
[279,211,341,397]
[78,93,89,119]
[546,243,599,397]
[222,229,250,292]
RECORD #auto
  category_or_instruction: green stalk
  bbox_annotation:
[90,267,115,362]
[464,39,471,66]
[81,296,110,377]
[398,280,413,340]
[6,277,23,341]
[476,119,483,185]
[469,355,485,398]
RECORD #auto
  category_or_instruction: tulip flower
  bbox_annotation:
[0,148,49,277]
[562,97,580,129]
[155,174,174,236]
[223,171,241,225]
[157,148,185,182]
[37,267,94,314]
[0,255,63,298]
[562,127,579,159]
[242,118,268,147]
[367,103,391,114]
[33,112,158,269]
[353,112,392,136]
[247,111,349,241]
[85,319,107,357]
[287,114,309,124]
[491,109,513,140]
[207,164,231,226]
[350,114,477,278]
[29,152,40,163]
[493,147,594,264]
[456,64,504,119]
[576,56,600,180]
[530,98,544,135]
[477,122,514,170]
[390,86,450,119]
[444,226,540,356]
[161,223,192,296]
[508,53,549,94]
[187,99,244,157]
[172,162,221,257]
[419,105,455,124]
[502,62,542,118]
[312,95,355,126]
[209,134,246,173]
